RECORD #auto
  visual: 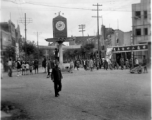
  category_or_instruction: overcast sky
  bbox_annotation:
[1,0,140,45]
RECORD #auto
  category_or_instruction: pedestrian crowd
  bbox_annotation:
[1,55,148,98]
[2,55,148,78]
[66,55,148,72]
[6,58,40,77]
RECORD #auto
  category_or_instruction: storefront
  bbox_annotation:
[112,44,148,65]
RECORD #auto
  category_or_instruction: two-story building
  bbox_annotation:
[132,0,151,64]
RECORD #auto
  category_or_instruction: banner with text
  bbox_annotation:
[112,44,148,53]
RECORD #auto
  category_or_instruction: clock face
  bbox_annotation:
[56,21,65,31]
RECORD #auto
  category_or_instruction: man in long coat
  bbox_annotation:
[89,59,94,71]
[51,60,63,97]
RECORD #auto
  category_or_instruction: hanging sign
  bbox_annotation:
[112,44,148,53]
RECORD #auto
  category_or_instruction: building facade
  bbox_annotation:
[107,30,132,64]
[132,0,151,64]
[100,24,133,62]
[0,20,22,57]
[0,20,22,71]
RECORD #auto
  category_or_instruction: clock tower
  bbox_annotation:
[53,13,67,39]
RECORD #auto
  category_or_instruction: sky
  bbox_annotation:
[1,0,140,46]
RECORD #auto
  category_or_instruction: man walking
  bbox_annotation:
[134,58,139,67]
[89,59,93,71]
[69,60,74,73]
[46,59,51,78]
[8,58,13,77]
[34,59,39,74]
[83,59,86,70]
[42,57,46,73]
[120,57,124,70]
[51,60,63,97]
[143,55,148,73]
[16,59,21,76]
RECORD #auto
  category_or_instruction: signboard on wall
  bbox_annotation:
[106,47,113,60]
[112,44,148,53]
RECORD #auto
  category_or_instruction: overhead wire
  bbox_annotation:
[2,0,139,42]
[2,0,135,12]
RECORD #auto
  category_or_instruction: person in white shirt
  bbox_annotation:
[108,59,113,70]
[22,61,25,75]
[135,58,139,67]
[83,60,86,70]
[8,58,12,77]
[1,59,3,79]
[69,60,74,73]
[26,62,29,75]
[89,59,94,71]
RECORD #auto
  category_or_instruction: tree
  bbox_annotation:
[4,45,16,60]
[83,43,95,52]
[22,42,36,56]
[63,43,95,60]
[21,41,45,61]
[81,43,95,59]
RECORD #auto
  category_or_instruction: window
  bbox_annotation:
[135,11,141,19]
[136,29,141,36]
[144,11,147,19]
[144,28,148,35]
[116,38,119,43]
[102,46,105,50]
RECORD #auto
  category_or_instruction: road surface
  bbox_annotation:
[1,68,151,120]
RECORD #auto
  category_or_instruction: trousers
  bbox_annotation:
[54,81,62,96]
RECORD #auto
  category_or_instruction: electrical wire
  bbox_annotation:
[2,0,135,12]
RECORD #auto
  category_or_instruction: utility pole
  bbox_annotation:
[25,13,27,46]
[0,27,3,59]
[34,32,41,61]
[92,3,102,58]
[18,13,32,61]
[34,32,41,47]
[79,24,85,36]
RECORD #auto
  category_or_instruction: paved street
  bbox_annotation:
[1,68,151,120]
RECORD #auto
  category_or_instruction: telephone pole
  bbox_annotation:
[34,32,42,47]
[92,3,102,58]
[34,32,42,61]
[79,24,85,36]
[18,13,32,60]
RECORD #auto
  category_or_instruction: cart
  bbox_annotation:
[130,65,144,74]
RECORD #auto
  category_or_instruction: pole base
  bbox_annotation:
[59,63,70,71]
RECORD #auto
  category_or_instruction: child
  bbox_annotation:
[29,61,33,74]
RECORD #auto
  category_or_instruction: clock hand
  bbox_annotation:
[58,24,62,27]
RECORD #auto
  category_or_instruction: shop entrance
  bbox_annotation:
[115,52,131,65]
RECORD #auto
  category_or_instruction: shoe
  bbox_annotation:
[55,94,59,97]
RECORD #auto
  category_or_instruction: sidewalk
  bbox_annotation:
[2,67,47,78]
[2,67,75,78]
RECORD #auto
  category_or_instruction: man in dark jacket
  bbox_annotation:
[42,57,46,73]
[34,59,39,74]
[51,60,63,97]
